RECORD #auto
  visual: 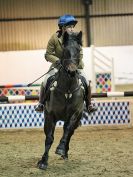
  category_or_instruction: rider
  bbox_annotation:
[35,14,97,113]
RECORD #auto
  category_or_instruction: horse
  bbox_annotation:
[37,31,85,170]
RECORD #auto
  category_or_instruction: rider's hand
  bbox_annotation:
[55,60,61,66]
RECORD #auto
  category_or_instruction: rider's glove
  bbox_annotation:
[55,60,61,66]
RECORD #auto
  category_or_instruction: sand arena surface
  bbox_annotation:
[0,126,133,177]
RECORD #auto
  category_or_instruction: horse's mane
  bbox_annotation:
[63,31,83,46]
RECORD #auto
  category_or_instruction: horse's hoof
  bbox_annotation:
[61,155,68,160]
[55,148,65,156]
[37,160,48,170]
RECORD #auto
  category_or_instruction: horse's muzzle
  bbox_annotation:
[67,63,77,72]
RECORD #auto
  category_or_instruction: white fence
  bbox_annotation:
[91,45,115,92]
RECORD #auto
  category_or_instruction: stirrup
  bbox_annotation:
[88,104,97,114]
[35,103,44,112]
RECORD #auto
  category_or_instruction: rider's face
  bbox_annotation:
[64,25,75,34]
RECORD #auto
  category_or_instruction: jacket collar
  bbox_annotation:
[58,34,63,45]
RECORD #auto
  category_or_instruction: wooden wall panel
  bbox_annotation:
[91,15,133,46]
[91,0,133,14]
[0,0,133,50]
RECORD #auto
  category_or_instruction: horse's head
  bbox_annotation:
[61,31,82,76]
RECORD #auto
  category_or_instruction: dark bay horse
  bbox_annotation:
[37,31,85,170]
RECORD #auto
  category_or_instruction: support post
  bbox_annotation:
[82,0,92,46]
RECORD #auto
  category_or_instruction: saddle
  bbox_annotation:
[45,75,56,101]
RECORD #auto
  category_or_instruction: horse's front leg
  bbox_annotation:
[55,114,81,159]
[37,115,56,170]
[62,120,81,160]
[55,121,69,158]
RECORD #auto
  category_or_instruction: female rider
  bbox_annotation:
[35,14,97,113]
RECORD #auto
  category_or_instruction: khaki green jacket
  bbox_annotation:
[45,32,84,69]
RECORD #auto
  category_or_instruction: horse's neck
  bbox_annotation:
[56,69,79,92]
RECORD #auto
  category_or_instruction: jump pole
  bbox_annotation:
[92,91,133,98]
[0,91,133,103]
[0,84,40,88]
[0,95,39,102]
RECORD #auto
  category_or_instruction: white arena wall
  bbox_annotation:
[0,46,133,130]
[0,45,133,86]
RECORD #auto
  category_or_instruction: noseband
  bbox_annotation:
[60,59,78,77]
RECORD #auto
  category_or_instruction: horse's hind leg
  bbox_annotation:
[37,115,56,170]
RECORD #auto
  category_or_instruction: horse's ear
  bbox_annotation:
[77,31,82,46]
[63,31,69,45]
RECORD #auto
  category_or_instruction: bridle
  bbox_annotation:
[60,59,79,77]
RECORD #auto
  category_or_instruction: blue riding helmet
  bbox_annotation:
[58,14,78,28]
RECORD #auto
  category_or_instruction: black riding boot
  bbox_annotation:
[35,83,45,112]
[81,77,97,114]
[87,81,97,114]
